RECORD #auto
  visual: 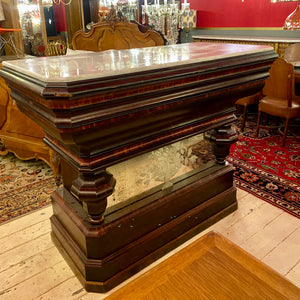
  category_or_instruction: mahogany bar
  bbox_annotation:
[0,42,277,292]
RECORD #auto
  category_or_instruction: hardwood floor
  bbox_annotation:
[0,188,299,299]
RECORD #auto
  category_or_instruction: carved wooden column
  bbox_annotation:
[205,123,238,164]
[71,169,115,224]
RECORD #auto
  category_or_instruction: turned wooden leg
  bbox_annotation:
[44,136,116,225]
[254,110,262,137]
[71,169,116,224]
[281,118,289,147]
[240,105,248,132]
[204,124,238,164]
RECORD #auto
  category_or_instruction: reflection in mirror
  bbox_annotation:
[13,0,195,57]
[106,133,216,214]
[17,0,67,56]
[141,0,190,44]
[99,0,139,22]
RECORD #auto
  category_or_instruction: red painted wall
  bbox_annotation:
[186,0,300,27]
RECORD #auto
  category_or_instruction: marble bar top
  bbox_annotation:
[1,42,274,83]
[192,35,300,44]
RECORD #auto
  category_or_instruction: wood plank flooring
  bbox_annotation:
[0,188,300,299]
[105,231,300,300]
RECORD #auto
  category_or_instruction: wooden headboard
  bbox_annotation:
[72,12,165,52]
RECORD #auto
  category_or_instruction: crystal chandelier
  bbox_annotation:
[99,0,138,21]
[271,0,300,30]
[142,0,190,45]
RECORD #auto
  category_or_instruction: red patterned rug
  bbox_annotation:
[227,115,300,219]
[0,153,56,224]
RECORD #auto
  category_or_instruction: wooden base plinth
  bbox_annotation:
[50,164,237,293]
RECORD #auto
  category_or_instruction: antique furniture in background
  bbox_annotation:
[0,15,162,176]
[284,43,300,95]
[0,41,277,292]
[235,90,262,132]
[255,57,300,146]
[0,76,60,177]
[235,43,300,126]
[72,11,164,51]
[284,42,300,62]
[192,35,300,57]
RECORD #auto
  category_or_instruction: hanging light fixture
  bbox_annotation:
[283,4,300,29]
[271,0,300,30]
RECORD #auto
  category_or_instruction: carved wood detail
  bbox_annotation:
[205,124,239,164]
[0,76,60,180]
[71,169,116,224]
[72,17,164,52]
